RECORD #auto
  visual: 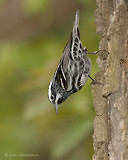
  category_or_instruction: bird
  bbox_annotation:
[48,10,98,114]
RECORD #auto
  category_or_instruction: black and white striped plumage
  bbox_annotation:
[48,10,92,113]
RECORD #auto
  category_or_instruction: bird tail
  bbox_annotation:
[73,10,80,38]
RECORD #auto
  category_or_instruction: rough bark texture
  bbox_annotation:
[92,0,128,160]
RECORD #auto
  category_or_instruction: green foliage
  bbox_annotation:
[0,0,99,160]
[24,0,50,16]
[0,0,6,7]
[51,118,93,159]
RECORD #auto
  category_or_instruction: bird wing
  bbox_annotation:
[54,10,88,92]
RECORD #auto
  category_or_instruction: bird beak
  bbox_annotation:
[55,105,58,115]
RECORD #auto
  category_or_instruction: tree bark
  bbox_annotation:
[92,0,128,160]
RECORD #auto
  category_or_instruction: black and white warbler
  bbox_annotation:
[48,10,99,114]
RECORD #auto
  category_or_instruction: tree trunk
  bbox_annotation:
[92,0,128,160]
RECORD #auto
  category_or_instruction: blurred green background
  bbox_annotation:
[0,0,100,160]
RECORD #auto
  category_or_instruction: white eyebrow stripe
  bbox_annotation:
[48,81,52,101]
[60,66,66,81]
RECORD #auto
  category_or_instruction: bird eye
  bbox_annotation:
[51,95,55,100]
